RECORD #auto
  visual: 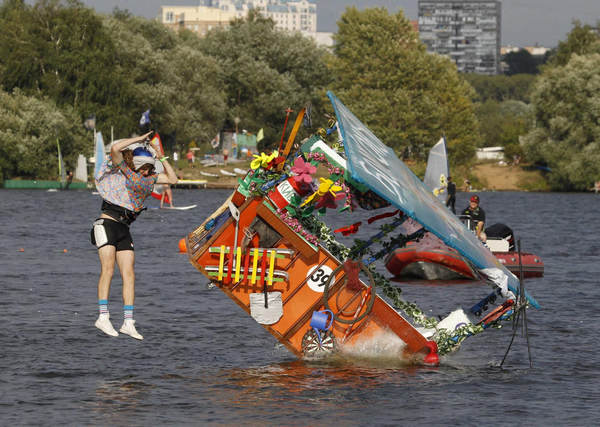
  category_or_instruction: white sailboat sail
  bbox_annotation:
[423,137,449,203]
[94,132,105,179]
[57,139,67,187]
[75,154,87,182]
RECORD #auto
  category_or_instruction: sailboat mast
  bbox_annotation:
[57,138,66,188]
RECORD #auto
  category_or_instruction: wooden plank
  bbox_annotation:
[282,256,331,305]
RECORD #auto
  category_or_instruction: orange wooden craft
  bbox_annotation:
[186,194,438,363]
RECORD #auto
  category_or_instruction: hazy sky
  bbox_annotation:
[66,1,600,47]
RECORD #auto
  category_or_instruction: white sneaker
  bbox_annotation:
[120,319,143,340]
[95,314,119,337]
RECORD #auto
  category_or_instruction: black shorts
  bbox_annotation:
[90,218,134,251]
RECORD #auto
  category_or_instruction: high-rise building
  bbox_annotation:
[161,0,317,37]
[418,0,502,74]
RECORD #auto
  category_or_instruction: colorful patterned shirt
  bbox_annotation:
[95,159,157,212]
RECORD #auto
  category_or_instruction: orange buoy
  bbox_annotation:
[63,249,68,253]
[178,237,187,253]
[18,248,24,252]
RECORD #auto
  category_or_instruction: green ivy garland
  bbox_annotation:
[294,212,511,356]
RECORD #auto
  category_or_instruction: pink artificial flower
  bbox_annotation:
[291,156,316,185]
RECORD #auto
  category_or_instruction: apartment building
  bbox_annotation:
[418,0,502,74]
[160,0,317,37]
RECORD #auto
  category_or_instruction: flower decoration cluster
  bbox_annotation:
[290,156,316,185]
[302,152,354,212]
[277,208,318,245]
[251,151,282,171]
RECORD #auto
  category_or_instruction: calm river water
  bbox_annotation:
[1,188,598,426]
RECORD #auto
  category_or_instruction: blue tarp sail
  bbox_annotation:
[94,132,105,179]
[327,91,538,307]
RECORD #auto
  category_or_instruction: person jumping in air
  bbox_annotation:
[91,131,177,339]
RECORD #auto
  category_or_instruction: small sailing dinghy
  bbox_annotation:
[184,92,539,365]
[74,154,87,184]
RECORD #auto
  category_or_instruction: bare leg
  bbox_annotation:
[116,249,143,339]
[95,245,119,336]
[166,187,173,207]
[116,250,136,306]
[97,245,116,300]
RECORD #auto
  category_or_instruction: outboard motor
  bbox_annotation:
[485,223,515,251]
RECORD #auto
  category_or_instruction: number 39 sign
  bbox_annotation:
[306,265,333,293]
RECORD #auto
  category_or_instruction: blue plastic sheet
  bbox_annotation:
[327,91,538,308]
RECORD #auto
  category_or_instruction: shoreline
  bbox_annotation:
[0,161,555,192]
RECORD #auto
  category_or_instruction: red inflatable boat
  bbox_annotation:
[385,223,544,280]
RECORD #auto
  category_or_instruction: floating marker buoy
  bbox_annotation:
[178,238,187,253]
[63,249,68,253]
[18,248,24,252]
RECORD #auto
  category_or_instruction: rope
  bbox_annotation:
[322,261,376,325]
[500,239,533,368]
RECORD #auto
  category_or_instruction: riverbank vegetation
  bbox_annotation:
[0,1,599,191]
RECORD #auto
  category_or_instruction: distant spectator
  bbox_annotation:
[64,170,74,190]
[445,176,456,214]
[186,150,194,167]
[463,179,472,192]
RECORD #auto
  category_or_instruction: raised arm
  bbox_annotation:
[147,137,178,185]
[156,157,178,185]
[110,131,154,165]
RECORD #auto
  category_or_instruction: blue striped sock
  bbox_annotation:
[99,299,108,315]
[124,305,134,320]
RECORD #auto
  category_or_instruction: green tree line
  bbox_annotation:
[521,21,600,190]
[0,1,478,181]
[1,1,599,190]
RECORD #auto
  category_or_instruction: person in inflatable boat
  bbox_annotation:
[461,194,486,242]
[91,131,177,340]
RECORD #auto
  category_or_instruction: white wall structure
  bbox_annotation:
[476,146,504,160]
